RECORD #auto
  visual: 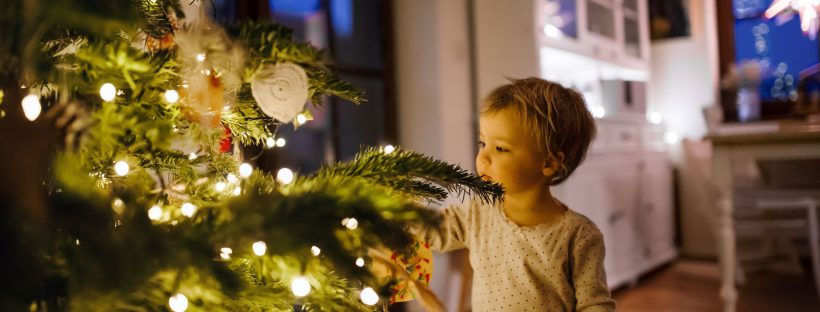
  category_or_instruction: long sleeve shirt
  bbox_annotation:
[417,199,616,311]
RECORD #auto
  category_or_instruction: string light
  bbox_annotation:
[21,94,41,121]
[164,90,179,104]
[233,186,241,196]
[196,53,206,62]
[275,138,286,147]
[291,277,311,297]
[99,83,117,102]
[355,257,365,267]
[75,239,80,245]
[111,198,125,215]
[296,113,307,125]
[227,174,238,184]
[188,153,197,160]
[648,112,663,125]
[180,203,197,217]
[360,287,379,305]
[311,246,321,256]
[168,293,188,312]
[220,247,233,260]
[590,106,606,119]
[114,161,130,176]
[252,241,267,256]
[383,145,395,154]
[148,205,163,221]
[342,217,359,230]
[664,131,679,144]
[214,181,226,192]
[276,168,294,184]
[266,137,276,148]
[239,163,253,178]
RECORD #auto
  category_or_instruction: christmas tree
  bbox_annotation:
[0,1,501,311]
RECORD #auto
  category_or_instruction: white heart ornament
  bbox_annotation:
[250,62,309,123]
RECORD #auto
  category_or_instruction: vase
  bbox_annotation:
[736,87,761,122]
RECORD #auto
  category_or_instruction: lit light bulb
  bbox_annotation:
[343,217,359,230]
[227,174,238,184]
[276,168,294,184]
[75,239,80,245]
[164,90,179,104]
[214,181,226,192]
[188,153,198,160]
[239,163,253,178]
[355,257,365,267]
[99,83,117,102]
[196,53,206,62]
[266,137,276,148]
[168,293,188,312]
[252,241,267,256]
[220,247,233,260]
[21,94,41,121]
[296,113,307,125]
[111,198,125,215]
[383,145,395,154]
[360,287,379,305]
[291,277,311,297]
[664,131,679,144]
[233,186,241,196]
[275,138,286,147]
[311,246,321,256]
[180,203,197,217]
[114,161,130,176]
[648,112,663,125]
[148,205,163,221]
[590,106,606,118]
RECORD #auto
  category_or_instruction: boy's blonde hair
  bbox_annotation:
[481,77,596,185]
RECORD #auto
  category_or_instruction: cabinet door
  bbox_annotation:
[639,152,676,256]
[560,155,642,286]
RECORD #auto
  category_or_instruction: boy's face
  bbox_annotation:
[476,108,555,194]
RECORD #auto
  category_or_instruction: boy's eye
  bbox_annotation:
[496,146,509,152]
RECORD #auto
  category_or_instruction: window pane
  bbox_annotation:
[336,75,386,160]
[330,0,384,70]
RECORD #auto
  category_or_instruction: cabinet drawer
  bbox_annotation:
[598,122,641,152]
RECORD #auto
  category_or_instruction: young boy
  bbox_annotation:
[418,78,615,311]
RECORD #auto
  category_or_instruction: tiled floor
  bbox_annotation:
[613,259,820,311]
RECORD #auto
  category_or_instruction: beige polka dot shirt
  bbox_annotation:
[417,199,616,311]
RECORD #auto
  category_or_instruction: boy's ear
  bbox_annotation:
[542,152,565,177]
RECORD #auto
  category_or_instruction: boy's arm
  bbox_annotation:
[572,224,616,312]
[412,203,471,252]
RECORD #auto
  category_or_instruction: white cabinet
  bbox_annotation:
[554,118,677,289]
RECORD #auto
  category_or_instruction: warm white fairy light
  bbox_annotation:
[111,198,125,215]
[214,181,226,192]
[99,83,117,102]
[188,153,197,160]
[355,257,365,267]
[233,186,242,196]
[227,173,238,184]
[766,0,820,39]
[590,106,606,119]
[239,163,253,178]
[648,112,663,125]
[276,168,294,185]
[75,239,80,245]
[164,90,179,104]
[114,161,130,176]
[180,203,197,217]
[21,94,41,121]
[360,287,379,305]
[196,53,206,62]
[343,217,359,230]
[220,247,233,260]
[311,246,321,256]
[291,277,311,297]
[252,241,267,256]
[296,113,308,125]
[148,205,163,221]
[168,293,188,312]
[275,138,286,147]
[266,137,276,148]
[383,145,395,154]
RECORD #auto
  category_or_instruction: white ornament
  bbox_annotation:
[251,62,309,123]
